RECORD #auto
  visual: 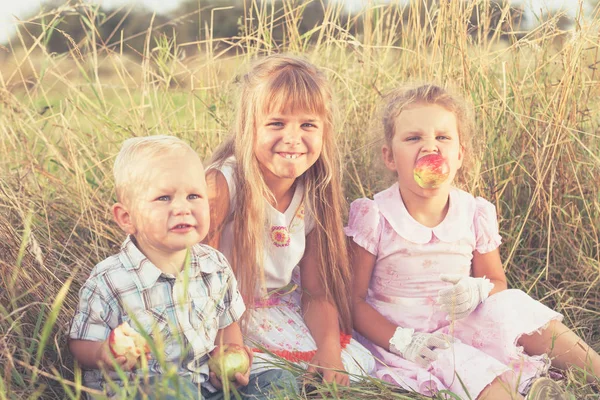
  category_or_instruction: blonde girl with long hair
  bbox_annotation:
[205,54,375,385]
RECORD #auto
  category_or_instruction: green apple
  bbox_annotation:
[208,344,250,382]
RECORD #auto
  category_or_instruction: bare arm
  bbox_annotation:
[350,240,398,350]
[69,339,106,369]
[214,321,244,347]
[300,231,342,350]
[472,248,507,295]
[69,338,132,371]
[203,169,230,250]
[299,231,348,385]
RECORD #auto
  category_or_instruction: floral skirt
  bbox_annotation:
[245,285,375,380]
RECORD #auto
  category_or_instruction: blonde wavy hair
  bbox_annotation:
[114,135,196,204]
[209,54,352,333]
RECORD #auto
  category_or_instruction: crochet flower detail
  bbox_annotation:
[289,203,305,233]
[296,203,305,220]
[270,226,290,247]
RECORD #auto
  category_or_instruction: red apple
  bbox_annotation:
[207,344,250,382]
[108,321,149,365]
[413,154,450,189]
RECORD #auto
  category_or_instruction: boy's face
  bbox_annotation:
[115,150,209,264]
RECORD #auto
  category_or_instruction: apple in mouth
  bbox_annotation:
[207,344,250,382]
[108,321,150,365]
[413,154,450,189]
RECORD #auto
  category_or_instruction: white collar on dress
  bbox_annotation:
[373,183,474,244]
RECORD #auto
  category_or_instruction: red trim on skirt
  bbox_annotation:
[251,333,352,362]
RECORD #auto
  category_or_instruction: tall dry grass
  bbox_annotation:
[0,0,599,398]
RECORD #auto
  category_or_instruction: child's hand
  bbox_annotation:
[306,348,349,386]
[208,345,253,390]
[104,322,151,371]
[97,340,139,372]
[389,328,452,368]
[437,274,494,321]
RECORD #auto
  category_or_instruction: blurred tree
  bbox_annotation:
[466,0,526,41]
[15,2,173,58]
[9,0,534,57]
[171,0,244,45]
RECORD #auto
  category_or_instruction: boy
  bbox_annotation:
[69,136,296,399]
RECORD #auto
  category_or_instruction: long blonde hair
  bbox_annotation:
[210,54,352,333]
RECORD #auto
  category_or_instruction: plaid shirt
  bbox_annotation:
[69,236,245,393]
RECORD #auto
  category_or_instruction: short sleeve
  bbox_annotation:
[344,198,383,255]
[69,277,118,342]
[474,197,502,254]
[215,254,246,329]
[209,157,236,212]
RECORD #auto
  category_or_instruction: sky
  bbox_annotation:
[0,0,590,44]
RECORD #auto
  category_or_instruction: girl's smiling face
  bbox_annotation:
[383,103,463,197]
[254,110,324,186]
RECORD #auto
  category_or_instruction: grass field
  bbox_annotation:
[1,0,600,398]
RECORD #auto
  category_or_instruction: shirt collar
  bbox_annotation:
[374,183,472,244]
[119,236,217,290]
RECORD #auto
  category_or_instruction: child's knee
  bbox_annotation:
[477,374,521,400]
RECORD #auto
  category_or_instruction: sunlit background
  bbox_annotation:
[0,0,593,44]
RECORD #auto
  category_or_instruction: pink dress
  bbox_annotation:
[345,183,562,399]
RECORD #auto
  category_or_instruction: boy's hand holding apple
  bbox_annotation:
[208,344,253,389]
[99,321,150,371]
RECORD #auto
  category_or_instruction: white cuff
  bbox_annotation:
[389,326,414,356]
[478,277,494,301]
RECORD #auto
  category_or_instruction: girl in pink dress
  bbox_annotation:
[205,54,374,386]
[346,84,600,399]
